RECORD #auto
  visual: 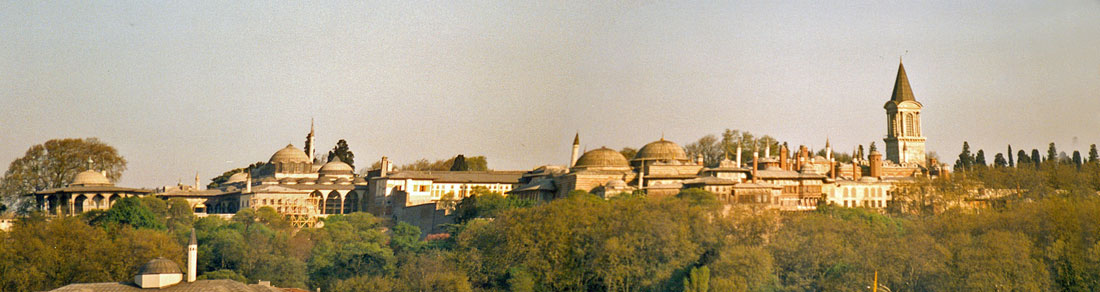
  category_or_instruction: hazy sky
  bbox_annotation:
[2,1,1099,187]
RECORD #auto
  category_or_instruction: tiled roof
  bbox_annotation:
[383,171,524,184]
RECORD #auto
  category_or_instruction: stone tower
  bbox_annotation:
[883,61,926,166]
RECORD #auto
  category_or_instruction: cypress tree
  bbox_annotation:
[975,149,987,167]
[1089,144,1098,163]
[1047,143,1058,162]
[994,153,1007,167]
[1032,149,1042,170]
[1073,151,1083,170]
[1008,145,1015,167]
[450,155,470,171]
[956,142,974,171]
[1017,150,1030,166]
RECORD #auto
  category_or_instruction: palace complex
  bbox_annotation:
[25,62,947,232]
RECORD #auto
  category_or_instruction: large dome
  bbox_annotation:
[138,258,181,275]
[71,170,111,186]
[269,144,311,164]
[574,147,630,169]
[634,138,689,162]
[319,160,354,175]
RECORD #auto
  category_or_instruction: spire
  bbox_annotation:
[890,61,916,102]
[572,132,579,145]
[306,118,316,162]
[189,228,197,246]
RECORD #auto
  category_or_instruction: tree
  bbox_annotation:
[207,161,265,189]
[327,139,355,168]
[1008,145,1015,167]
[1,138,127,201]
[683,266,710,292]
[1017,150,1031,166]
[955,142,974,171]
[1089,144,1098,163]
[1072,151,1083,170]
[994,153,1008,168]
[869,142,877,153]
[975,150,987,167]
[685,135,723,167]
[1047,143,1058,163]
[620,147,638,161]
[450,155,469,171]
[92,197,165,230]
[1032,149,1042,169]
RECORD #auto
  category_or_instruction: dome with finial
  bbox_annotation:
[269,144,310,164]
[634,138,689,162]
[574,147,630,170]
[71,170,112,186]
[319,160,354,176]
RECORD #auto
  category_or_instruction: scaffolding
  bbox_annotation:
[249,196,322,228]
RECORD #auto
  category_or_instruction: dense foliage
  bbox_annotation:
[0,138,127,204]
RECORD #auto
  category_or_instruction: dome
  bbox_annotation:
[574,147,629,169]
[269,144,310,164]
[605,179,627,188]
[71,170,111,186]
[138,258,181,275]
[319,160,354,175]
[634,138,689,162]
[226,172,247,183]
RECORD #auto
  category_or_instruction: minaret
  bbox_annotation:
[187,228,197,283]
[825,138,832,161]
[245,171,252,193]
[884,61,926,166]
[194,172,200,190]
[569,133,580,167]
[306,118,316,162]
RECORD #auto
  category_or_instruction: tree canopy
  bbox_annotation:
[1,138,127,201]
[327,139,355,168]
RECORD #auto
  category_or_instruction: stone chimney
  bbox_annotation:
[869,151,884,178]
[380,156,390,177]
[735,143,742,167]
[852,162,862,180]
[245,172,252,193]
[779,145,789,170]
[696,154,704,166]
[752,151,759,183]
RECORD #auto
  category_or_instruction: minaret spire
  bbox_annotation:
[306,118,316,162]
[569,132,580,168]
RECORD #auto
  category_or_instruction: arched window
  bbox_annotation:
[325,191,342,214]
[309,191,324,214]
[343,192,359,214]
[905,113,916,136]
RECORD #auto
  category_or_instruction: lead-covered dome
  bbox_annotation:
[226,172,247,183]
[138,258,181,275]
[634,138,689,162]
[574,147,630,169]
[319,160,354,175]
[269,144,310,164]
[71,170,112,186]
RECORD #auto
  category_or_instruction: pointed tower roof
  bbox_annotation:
[890,61,916,102]
[189,228,197,246]
[573,132,579,145]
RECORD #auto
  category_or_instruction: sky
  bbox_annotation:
[2,1,1099,187]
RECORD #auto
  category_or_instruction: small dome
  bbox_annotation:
[71,170,111,186]
[269,144,310,164]
[226,172,247,183]
[574,147,629,169]
[138,258,181,275]
[605,179,627,188]
[319,160,354,175]
[634,138,689,162]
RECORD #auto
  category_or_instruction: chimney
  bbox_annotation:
[245,172,252,193]
[752,151,759,183]
[187,228,197,283]
[869,151,884,178]
[696,154,704,166]
[779,145,789,170]
[765,143,771,158]
[380,156,390,177]
[829,158,836,180]
[853,161,862,180]
[735,143,742,167]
